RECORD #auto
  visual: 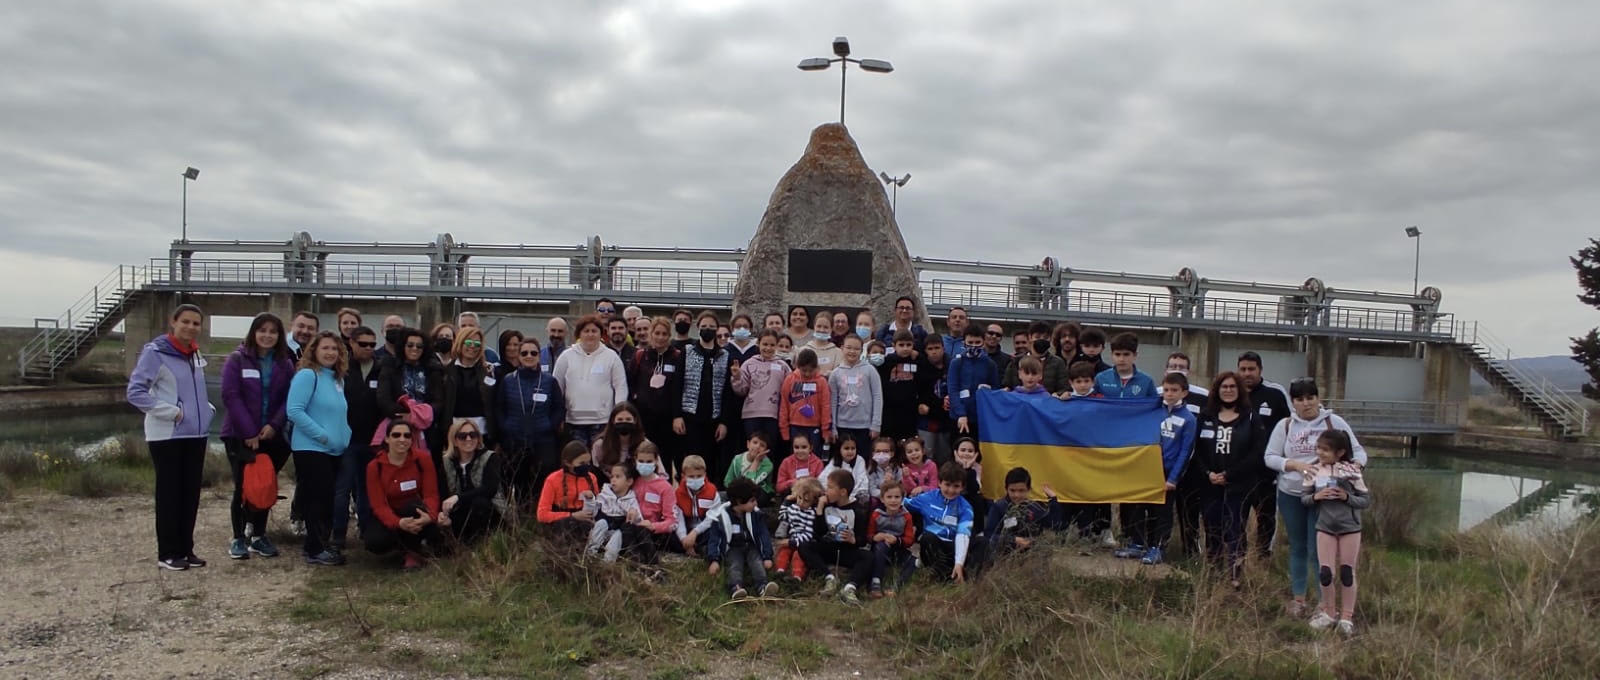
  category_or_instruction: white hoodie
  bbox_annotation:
[1264,407,1367,496]
[552,342,628,425]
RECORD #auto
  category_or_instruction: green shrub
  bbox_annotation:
[1368,476,1437,547]
[57,464,143,498]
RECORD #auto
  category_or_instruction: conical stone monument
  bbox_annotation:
[733,123,929,326]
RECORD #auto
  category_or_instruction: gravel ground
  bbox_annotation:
[0,489,470,679]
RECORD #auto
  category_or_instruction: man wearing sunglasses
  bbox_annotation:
[983,323,1013,378]
[334,326,383,552]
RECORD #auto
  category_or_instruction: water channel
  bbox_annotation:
[3,406,1595,535]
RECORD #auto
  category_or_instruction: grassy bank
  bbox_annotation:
[289,490,1600,679]
[0,433,229,501]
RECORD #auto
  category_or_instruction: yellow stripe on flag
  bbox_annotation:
[980,443,1167,504]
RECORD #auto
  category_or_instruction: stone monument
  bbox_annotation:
[732,123,930,327]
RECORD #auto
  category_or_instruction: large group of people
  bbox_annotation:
[126,296,1372,635]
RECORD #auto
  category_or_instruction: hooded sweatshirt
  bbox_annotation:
[731,353,790,419]
[1264,407,1368,496]
[1157,401,1198,486]
[552,342,629,426]
[828,359,883,435]
[802,338,844,376]
[127,334,215,441]
[219,342,294,440]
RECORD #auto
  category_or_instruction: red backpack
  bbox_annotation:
[242,453,279,512]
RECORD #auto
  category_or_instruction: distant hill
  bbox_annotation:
[1471,355,1589,393]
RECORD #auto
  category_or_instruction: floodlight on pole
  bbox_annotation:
[879,171,910,214]
[1405,226,1422,296]
[796,36,893,124]
[181,167,199,242]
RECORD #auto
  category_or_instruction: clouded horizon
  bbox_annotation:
[2,1,1596,356]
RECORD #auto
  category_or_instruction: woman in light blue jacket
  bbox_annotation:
[287,330,353,566]
[127,303,216,572]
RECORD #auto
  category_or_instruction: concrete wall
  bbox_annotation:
[1346,354,1427,401]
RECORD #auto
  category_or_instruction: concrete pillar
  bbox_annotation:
[415,296,447,330]
[1177,328,1221,382]
[1305,336,1349,400]
[1423,342,1472,425]
[123,291,177,374]
[267,293,296,324]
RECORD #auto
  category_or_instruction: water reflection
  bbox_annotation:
[1367,452,1600,533]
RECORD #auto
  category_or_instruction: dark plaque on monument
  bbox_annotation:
[787,249,872,294]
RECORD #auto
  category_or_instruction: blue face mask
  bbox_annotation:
[635,461,656,477]
[867,353,885,367]
[685,476,706,491]
[732,328,751,340]
[813,331,830,341]
[855,325,871,339]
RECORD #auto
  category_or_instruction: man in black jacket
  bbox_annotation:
[332,327,383,552]
[1237,351,1291,559]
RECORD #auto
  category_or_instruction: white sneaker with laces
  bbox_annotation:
[1336,619,1355,636]
[1308,611,1336,631]
[820,574,838,596]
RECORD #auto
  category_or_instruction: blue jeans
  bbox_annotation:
[1277,490,1320,597]
[332,441,372,549]
[570,424,606,448]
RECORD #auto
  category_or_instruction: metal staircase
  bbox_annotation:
[1454,323,1590,440]
[17,265,149,384]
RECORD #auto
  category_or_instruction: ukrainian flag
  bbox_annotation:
[975,391,1167,503]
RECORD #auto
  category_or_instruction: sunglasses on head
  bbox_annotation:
[356,341,377,348]
[455,431,480,440]
[462,339,483,348]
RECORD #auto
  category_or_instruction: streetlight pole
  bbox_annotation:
[181,167,199,242]
[798,37,893,125]
[879,171,910,215]
[1405,225,1422,295]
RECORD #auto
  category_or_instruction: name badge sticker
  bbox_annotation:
[1003,516,1018,529]
[795,468,810,478]
[941,515,958,525]
[1199,429,1216,439]
[1259,405,1273,415]
[697,498,715,509]
[240,369,261,379]
[959,389,971,399]
[369,380,379,389]
[533,393,549,402]
[644,492,661,503]
[399,480,418,492]
[770,363,784,372]
[590,363,607,374]
[484,376,496,387]
[802,383,817,393]
[663,364,676,373]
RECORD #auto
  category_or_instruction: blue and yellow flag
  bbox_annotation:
[975,391,1167,503]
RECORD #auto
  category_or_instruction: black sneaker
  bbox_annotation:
[157,557,188,571]
[184,554,207,569]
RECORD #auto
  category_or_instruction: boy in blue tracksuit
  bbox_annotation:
[906,462,986,583]
[946,325,998,441]
[705,478,778,599]
[1094,332,1157,399]
[1114,373,1197,565]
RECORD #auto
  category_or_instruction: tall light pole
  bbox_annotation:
[879,171,910,215]
[1405,225,1422,295]
[797,37,893,125]
[181,166,199,242]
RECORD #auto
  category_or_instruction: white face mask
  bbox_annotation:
[872,452,891,464]
[685,476,706,492]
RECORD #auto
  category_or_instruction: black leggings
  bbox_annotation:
[149,437,207,560]
[224,437,290,539]
[364,500,442,555]
[293,451,339,557]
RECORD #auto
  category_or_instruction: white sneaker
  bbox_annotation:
[1308,611,1336,631]
[1336,619,1355,636]
[820,574,838,596]
[1101,530,1117,547]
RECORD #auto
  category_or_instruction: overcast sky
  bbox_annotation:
[2,1,1596,356]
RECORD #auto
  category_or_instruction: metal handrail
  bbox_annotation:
[17,264,149,379]
[1324,399,1463,433]
[1455,322,1589,436]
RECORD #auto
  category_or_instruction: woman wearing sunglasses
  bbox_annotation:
[437,420,505,544]
[436,327,499,458]
[364,420,441,570]
[376,327,443,455]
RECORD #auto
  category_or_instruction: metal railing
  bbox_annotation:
[16,264,149,379]
[1325,399,1463,434]
[149,258,743,297]
[1452,322,1590,437]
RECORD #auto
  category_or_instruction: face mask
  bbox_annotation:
[674,321,691,335]
[872,452,891,464]
[776,351,791,361]
[700,328,716,342]
[685,476,706,492]
[965,346,985,358]
[732,328,751,340]
[433,338,453,354]
[855,325,871,339]
[635,461,656,477]
[613,422,637,436]
[1033,339,1051,355]
[813,331,830,341]
[867,353,884,367]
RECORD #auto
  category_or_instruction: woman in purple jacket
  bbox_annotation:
[219,313,296,560]
[126,303,216,572]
